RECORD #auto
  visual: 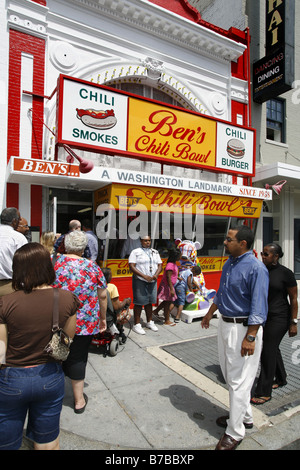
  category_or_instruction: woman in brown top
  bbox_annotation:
[0,243,80,450]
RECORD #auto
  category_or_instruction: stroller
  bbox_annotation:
[91,291,131,357]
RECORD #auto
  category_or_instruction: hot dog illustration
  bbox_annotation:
[76,108,117,129]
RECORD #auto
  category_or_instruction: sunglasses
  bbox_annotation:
[261,252,271,257]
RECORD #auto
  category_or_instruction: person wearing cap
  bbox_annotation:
[201,225,269,450]
[129,235,162,335]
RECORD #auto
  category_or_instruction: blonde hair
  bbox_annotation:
[40,231,56,253]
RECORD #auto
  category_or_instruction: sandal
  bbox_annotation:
[164,321,176,326]
[272,381,287,389]
[174,318,180,323]
[250,396,271,405]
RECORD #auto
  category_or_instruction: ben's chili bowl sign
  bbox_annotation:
[57,75,255,177]
[127,98,217,170]
[95,183,263,218]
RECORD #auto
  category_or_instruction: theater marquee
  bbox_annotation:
[56,75,256,177]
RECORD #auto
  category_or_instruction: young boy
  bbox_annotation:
[173,265,201,322]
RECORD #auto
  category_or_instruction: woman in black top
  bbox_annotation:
[251,243,298,405]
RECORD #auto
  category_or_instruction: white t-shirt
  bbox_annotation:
[0,225,28,279]
[128,247,162,282]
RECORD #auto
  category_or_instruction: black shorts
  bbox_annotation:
[62,335,93,381]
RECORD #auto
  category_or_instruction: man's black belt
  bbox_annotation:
[222,315,248,325]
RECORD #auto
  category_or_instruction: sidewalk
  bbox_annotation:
[21,314,300,451]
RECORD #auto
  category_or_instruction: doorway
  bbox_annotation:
[263,216,273,247]
[48,188,94,234]
[294,219,300,280]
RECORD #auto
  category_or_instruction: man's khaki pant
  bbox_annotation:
[218,317,263,441]
[0,280,14,297]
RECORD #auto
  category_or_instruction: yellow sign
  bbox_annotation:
[95,183,263,218]
[127,98,217,169]
[100,256,228,277]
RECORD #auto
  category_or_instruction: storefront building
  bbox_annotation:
[196,0,300,292]
[248,0,300,284]
[1,0,271,297]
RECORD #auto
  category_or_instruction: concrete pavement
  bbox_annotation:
[21,313,300,451]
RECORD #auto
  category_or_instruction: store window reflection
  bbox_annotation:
[96,206,257,262]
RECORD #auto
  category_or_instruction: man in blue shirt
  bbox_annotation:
[82,219,99,261]
[202,225,269,450]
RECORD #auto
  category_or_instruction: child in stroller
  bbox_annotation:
[91,268,132,356]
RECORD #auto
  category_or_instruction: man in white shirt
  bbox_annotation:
[0,208,28,296]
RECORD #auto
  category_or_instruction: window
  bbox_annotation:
[109,82,184,108]
[266,98,285,143]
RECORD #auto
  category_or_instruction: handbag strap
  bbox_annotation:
[52,288,60,332]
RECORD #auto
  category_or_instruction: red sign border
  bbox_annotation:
[56,74,256,178]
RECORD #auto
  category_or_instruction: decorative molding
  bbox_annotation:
[7,0,48,38]
[8,13,47,37]
[142,57,164,81]
[63,0,246,63]
[49,41,78,72]
[231,76,248,103]
[89,60,208,114]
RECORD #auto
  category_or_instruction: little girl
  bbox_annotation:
[153,248,181,326]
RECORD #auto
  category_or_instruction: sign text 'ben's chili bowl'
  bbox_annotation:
[57,75,255,177]
[94,184,263,219]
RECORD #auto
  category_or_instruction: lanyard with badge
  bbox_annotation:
[142,248,153,274]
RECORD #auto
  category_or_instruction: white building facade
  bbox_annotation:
[1,0,271,296]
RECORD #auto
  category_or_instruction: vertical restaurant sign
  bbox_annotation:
[266,0,286,54]
[56,74,255,176]
[253,0,295,103]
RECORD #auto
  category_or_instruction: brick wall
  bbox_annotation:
[7,29,45,228]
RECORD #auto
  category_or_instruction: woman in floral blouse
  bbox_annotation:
[52,230,107,413]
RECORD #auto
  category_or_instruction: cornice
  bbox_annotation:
[59,0,246,63]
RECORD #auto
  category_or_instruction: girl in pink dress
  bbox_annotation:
[153,248,181,326]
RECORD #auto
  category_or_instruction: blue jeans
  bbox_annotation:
[0,362,65,450]
[174,283,186,306]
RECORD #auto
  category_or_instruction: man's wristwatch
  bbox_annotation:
[291,319,298,325]
[246,335,256,342]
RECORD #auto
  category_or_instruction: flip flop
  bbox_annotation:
[164,321,176,326]
[174,319,180,323]
[272,381,287,389]
[250,396,271,405]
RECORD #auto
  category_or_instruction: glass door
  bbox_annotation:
[48,188,93,234]
[47,196,57,234]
